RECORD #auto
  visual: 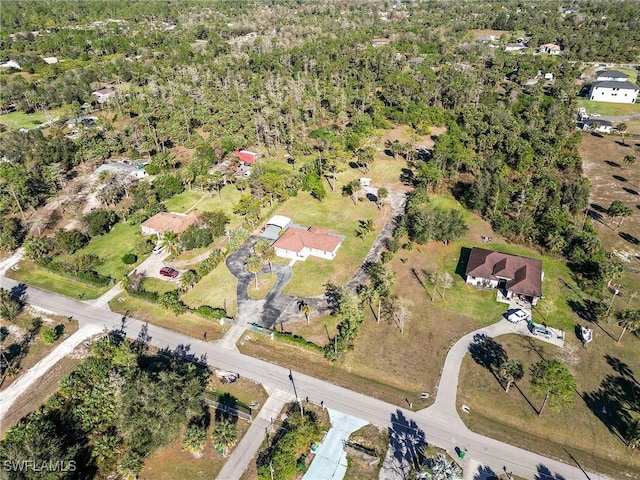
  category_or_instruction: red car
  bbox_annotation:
[159,266,179,278]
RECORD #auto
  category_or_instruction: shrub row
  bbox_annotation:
[272,331,325,355]
[37,260,114,287]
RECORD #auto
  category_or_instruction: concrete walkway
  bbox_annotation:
[303,409,368,480]
[216,388,293,480]
[0,324,103,416]
[0,248,24,276]
[217,325,246,351]
[88,283,124,309]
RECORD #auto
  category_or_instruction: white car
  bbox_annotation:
[507,309,529,323]
[152,244,165,254]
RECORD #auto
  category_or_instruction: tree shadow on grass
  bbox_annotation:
[619,231,640,245]
[468,334,506,386]
[623,187,639,196]
[566,299,618,341]
[389,409,427,472]
[606,354,638,385]
[613,174,628,182]
[605,160,621,168]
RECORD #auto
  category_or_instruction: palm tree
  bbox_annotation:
[262,246,276,273]
[212,420,237,456]
[254,238,270,256]
[617,122,628,145]
[498,359,524,393]
[301,303,312,324]
[617,309,640,343]
[624,154,636,169]
[180,270,198,291]
[160,232,181,256]
[247,255,262,289]
[376,187,388,209]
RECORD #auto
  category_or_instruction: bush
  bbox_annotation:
[273,331,325,354]
[180,226,213,250]
[122,253,138,265]
[41,326,59,343]
[54,229,88,254]
[136,237,155,255]
[195,305,227,320]
[84,209,118,237]
[126,287,159,303]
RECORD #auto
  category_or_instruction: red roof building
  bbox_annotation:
[232,150,259,165]
[272,226,344,261]
[465,247,543,300]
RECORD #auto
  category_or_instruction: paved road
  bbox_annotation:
[0,276,610,480]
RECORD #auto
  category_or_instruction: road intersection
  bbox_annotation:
[0,275,610,480]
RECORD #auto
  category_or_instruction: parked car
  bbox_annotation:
[532,325,553,339]
[152,244,165,254]
[159,266,179,278]
[506,309,529,323]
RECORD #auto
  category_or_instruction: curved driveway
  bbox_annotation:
[0,276,611,480]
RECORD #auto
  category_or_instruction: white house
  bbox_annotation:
[589,81,639,104]
[92,87,117,104]
[272,226,345,261]
[537,43,561,55]
[595,70,629,82]
[579,118,613,134]
[504,43,526,52]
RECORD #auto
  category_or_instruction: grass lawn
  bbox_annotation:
[140,416,251,480]
[345,424,388,480]
[181,262,238,318]
[206,377,269,414]
[74,222,146,280]
[0,110,49,129]
[142,277,179,294]
[163,186,244,228]
[282,315,340,347]
[247,273,276,299]
[279,190,388,297]
[458,333,640,480]
[6,260,109,300]
[108,293,225,340]
[390,195,579,330]
[577,98,640,117]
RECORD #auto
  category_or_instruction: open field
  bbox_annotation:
[140,416,251,480]
[206,377,268,413]
[579,133,640,308]
[279,190,389,297]
[181,262,238,318]
[163,186,244,227]
[577,98,640,117]
[73,222,146,280]
[458,332,640,480]
[6,260,109,300]
[0,110,54,130]
[108,293,226,340]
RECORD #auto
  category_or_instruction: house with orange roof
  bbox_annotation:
[140,212,200,238]
[272,225,345,261]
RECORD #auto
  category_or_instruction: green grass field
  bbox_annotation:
[247,273,276,299]
[577,98,640,117]
[279,190,384,297]
[181,262,238,317]
[0,111,48,130]
[6,261,109,300]
[73,223,146,280]
[142,277,179,294]
[163,186,244,228]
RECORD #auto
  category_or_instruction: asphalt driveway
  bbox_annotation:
[226,236,294,328]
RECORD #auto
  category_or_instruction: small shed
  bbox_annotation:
[360,178,372,187]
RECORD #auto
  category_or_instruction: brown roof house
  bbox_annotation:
[465,247,544,304]
[141,212,200,238]
[272,226,345,261]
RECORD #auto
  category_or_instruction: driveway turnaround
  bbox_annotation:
[0,276,612,480]
[303,409,368,480]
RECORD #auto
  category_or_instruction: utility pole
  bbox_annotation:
[606,285,620,317]
[288,369,304,416]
